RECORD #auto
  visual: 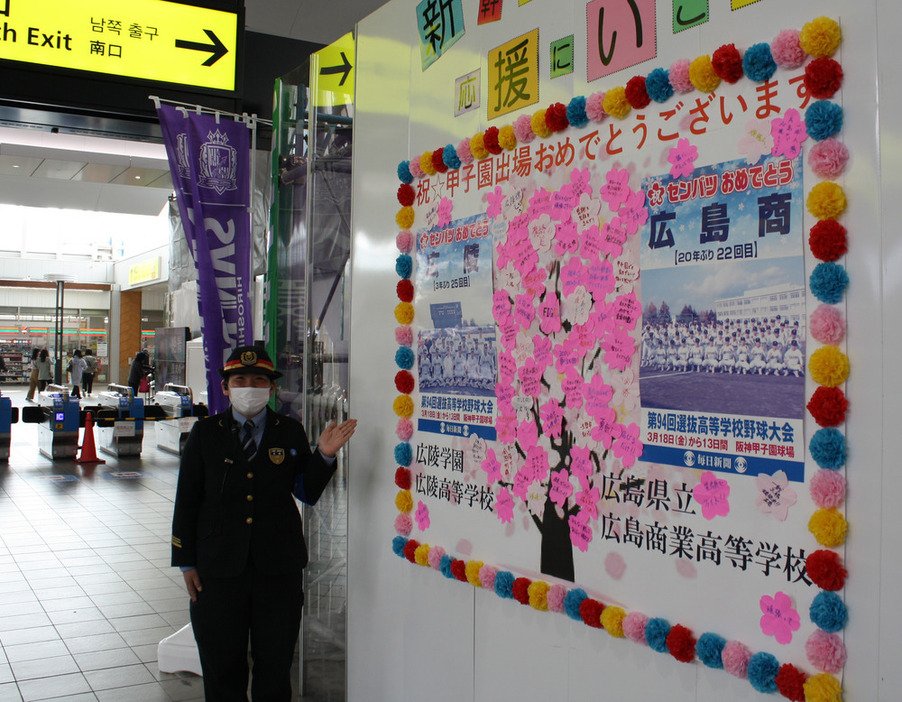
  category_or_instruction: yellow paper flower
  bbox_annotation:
[601,606,626,638]
[394,301,414,325]
[809,346,850,387]
[530,109,551,138]
[689,55,721,93]
[395,206,415,230]
[465,560,483,587]
[414,543,431,566]
[803,672,843,702]
[395,489,413,513]
[498,124,517,151]
[800,17,842,58]
[602,87,631,120]
[419,151,437,176]
[808,507,848,547]
[470,133,489,160]
[393,394,414,418]
[807,182,847,220]
[527,581,550,611]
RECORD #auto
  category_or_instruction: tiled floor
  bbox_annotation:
[0,385,204,701]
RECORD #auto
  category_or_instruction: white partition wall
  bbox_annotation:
[348,1,899,699]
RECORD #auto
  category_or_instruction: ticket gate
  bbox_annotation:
[94,384,146,457]
[0,394,20,461]
[153,384,207,454]
[24,385,82,459]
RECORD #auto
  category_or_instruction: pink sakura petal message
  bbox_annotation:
[499,318,519,350]
[517,416,539,448]
[495,380,515,405]
[570,167,592,196]
[600,167,631,210]
[526,445,550,483]
[618,189,648,235]
[522,267,548,297]
[600,218,628,258]
[518,359,543,397]
[602,329,636,372]
[511,239,539,278]
[614,292,641,330]
[496,487,515,523]
[570,446,594,488]
[539,397,565,439]
[771,108,806,160]
[549,469,574,508]
[692,471,731,520]
[496,413,518,443]
[526,487,547,520]
[481,449,502,483]
[538,294,562,335]
[495,263,519,293]
[512,332,533,367]
[738,118,773,163]
[572,319,597,354]
[563,286,592,326]
[437,198,453,228]
[572,193,601,231]
[568,511,593,552]
[485,186,505,218]
[529,187,554,218]
[501,189,526,221]
[513,293,536,329]
[528,214,556,252]
[580,225,604,261]
[615,258,638,287]
[590,408,620,449]
[560,257,588,296]
[554,342,581,373]
[492,290,511,324]
[562,370,585,410]
[532,334,553,369]
[423,201,441,230]
[571,411,600,447]
[470,435,486,467]
[586,258,616,297]
[591,302,613,335]
[499,444,518,481]
[668,137,698,179]
[755,470,798,522]
[585,374,614,418]
[563,334,588,365]
[511,394,534,424]
[577,486,601,520]
[554,220,580,257]
[612,422,642,468]
[415,501,431,530]
[507,218,528,245]
[760,591,800,645]
[495,241,513,271]
[513,468,533,500]
[551,183,578,221]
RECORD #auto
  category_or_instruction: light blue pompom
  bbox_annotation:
[397,160,413,184]
[494,571,515,598]
[747,652,780,694]
[394,442,412,466]
[391,536,407,557]
[696,632,726,669]
[810,427,847,470]
[645,618,671,653]
[564,588,588,621]
[806,101,843,141]
[566,96,589,128]
[646,68,674,103]
[442,143,461,171]
[810,262,849,304]
[810,591,848,632]
[743,43,777,82]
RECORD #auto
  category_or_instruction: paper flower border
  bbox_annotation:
[390,17,847,702]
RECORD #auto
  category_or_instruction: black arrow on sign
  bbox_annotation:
[319,51,352,86]
[175,29,228,67]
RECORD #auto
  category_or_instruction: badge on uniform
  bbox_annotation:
[269,447,285,465]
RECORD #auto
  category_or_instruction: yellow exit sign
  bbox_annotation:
[0,0,238,91]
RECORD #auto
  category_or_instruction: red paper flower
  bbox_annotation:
[809,220,847,261]
[666,624,696,663]
[775,663,807,702]
[579,598,605,628]
[394,467,411,490]
[807,386,849,427]
[396,279,414,302]
[397,183,415,207]
[712,44,744,83]
[804,57,844,100]
[483,126,503,155]
[403,539,419,563]
[450,559,468,582]
[395,370,415,394]
[545,102,569,132]
[624,76,651,109]
[806,550,847,591]
[512,577,531,604]
[431,147,448,173]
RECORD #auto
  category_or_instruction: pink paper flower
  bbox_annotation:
[771,108,807,159]
[667,138,698,178]
[806,630,847,673]
[481,449,502,483]
[436,197,453,228]
[737,118,774,163]
[600,168,631,210]
[415,501,431,530]
[810,303,846,345]
[760,591,801,644]
[809,138,850,179]
[755,470,798,521]
[495,487,515,523]
[669,59,693,93]
[692,470,731,520]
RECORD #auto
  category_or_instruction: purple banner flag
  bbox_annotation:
[156,105,254,414]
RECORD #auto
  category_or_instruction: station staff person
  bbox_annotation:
[171,345,356,701]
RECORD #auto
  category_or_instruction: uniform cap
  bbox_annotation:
[219,346,282,379]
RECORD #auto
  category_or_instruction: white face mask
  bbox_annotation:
[228,386,271,417]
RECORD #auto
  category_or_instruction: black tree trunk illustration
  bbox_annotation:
[535,495,575,581]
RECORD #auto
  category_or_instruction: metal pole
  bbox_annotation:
[53,281,64,384]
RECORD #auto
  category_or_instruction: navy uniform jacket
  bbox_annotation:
[171,408,335,578]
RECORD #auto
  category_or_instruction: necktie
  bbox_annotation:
[241,420,257,461]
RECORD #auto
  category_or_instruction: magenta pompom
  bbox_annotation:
[513,114,536,143]
[478,564,498,590]
[722,640,752,678]
[809,138,850,180]
[395,326,413,347]
[547,584,567,612]
[396,418,414,441]
[623,612,649,644]
[396,230,413,253]
[805,630,847,673]
[394,513,413,536]
[586,91,607,122]
[669,59,693,93]
[810,304,846,345]
[428,545,446,570]
[772,29,806,68]
[456,138,475,165]
[810,469,846,509]
[408,158,425,180]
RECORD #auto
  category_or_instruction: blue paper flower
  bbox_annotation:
[439,554,454,578]
[395,346,415,370]
[494,571,515,598]
[395,254,413,280]
[645,68,674,103]
[696,632,726,669]
[442,143,461,171]
[742,43,777,82]
[394,442,412,466]
[564,588,588,621]
[810,427,847,470]
[810,262,849,304]
[810,591,848,632]
[645,618,671,653]
[397,160,413,184]
[806,100,844,141]
[747,652,780,694]
[566,96,589,128]
[392,536,407,558]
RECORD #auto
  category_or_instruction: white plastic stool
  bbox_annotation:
[158,622,203,676]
